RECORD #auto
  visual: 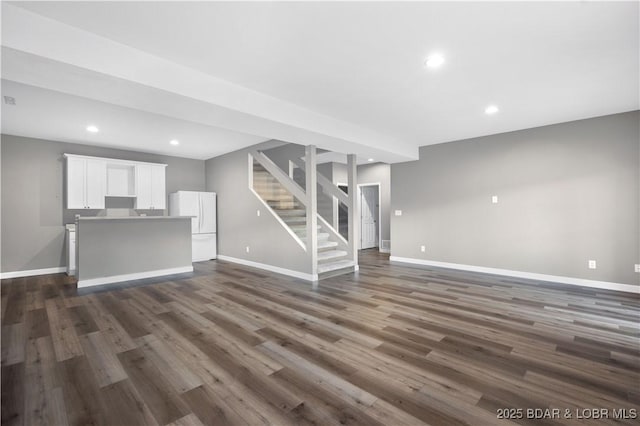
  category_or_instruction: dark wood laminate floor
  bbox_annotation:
[2,250,639,426]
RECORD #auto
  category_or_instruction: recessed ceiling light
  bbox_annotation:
[485,105,499,115]
[86,125,99,133]
[170,139,180,146]
[424,53,445,69]
[367,158,374,162]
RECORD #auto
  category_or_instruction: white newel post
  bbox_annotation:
[347,154,358,265]
[305,145,318,277]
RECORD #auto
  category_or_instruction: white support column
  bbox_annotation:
[305,145,318,276]
[347,154,358,265]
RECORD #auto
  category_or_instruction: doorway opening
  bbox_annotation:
[337,184,349,240]
[358,184,380,250]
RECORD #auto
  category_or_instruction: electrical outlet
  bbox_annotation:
[491,195,498,204]
[635,264,640,273]
[588,260,596,269]
[257,209,260,217]
[420,245,426,253]
[246,246,250,253]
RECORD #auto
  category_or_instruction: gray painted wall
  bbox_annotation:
[205,142,311,275]
[77,218,192,282]
[316,163,334,225]
[1,134,205,273]
[263,142,306,177]
[391,111,640,286]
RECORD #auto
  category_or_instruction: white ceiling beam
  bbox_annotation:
[1,3,418,162]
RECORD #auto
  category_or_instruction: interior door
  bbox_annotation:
[199,192,216,234]
[360,186,378,249]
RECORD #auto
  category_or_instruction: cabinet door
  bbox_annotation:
[85,160,106,209]
[151,165,166,209]
[67,230,76,275]
[135,164,153,209]
[67,157,86,209]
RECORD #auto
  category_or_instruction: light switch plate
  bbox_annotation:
[257,209,260,217]
[491,195,498,204]
[588,260,596,269]
[635,264,640,273]
[394,210,402,216]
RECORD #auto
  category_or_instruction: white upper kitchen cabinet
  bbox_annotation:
[65,156,106,209]
[66,156,86,209]
[135,163,167,210]
[65,153,167,210]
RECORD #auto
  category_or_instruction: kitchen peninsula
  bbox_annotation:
[75,214,193,288]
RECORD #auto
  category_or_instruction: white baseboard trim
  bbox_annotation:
[389,256,639,294]
[218,255,318,282]
[77,266,193,288]
[379,248,390,254]
[0,266,66,280]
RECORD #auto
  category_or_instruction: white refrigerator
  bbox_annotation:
[169,191,217,262]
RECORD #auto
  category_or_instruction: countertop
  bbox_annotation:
[76,216,193,221]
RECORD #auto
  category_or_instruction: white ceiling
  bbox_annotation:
[2,1,638,162]
[1,80,266,159]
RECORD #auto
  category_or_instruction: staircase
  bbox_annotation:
[252,161,355,277]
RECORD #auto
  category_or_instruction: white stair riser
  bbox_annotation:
[291,225,322,232]
[274,209,306,216]
[317,241,339,251]
[318,250,348,263]
[302,233,330,242]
